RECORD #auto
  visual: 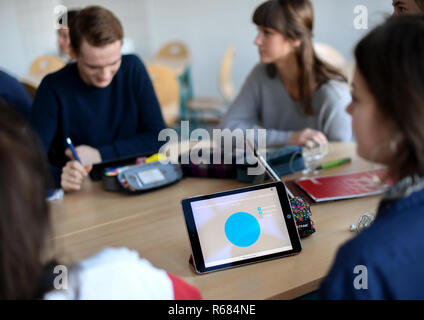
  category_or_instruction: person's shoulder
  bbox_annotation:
[76,247,165,278]
[249,62,269,79]
[0,69,28,93]
[316,79,350,102]
[334,230,373,266]
[121,54,145,68]
[339,193,424,265]
[120,54,148,79]
[77,246,142,267]
[322,192,424,299]
[0,70,23,93]
[0,69,18,83]
[44,247,174,300]
[241,63,271,90]
[333,210,398,267]
[39,63,74,88]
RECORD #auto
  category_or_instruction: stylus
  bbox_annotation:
[257,152,295,199]
[256,152,281,182]
[66,137,81,163]
[247,139,294,199]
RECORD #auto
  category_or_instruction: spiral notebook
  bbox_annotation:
[294,168,390,203]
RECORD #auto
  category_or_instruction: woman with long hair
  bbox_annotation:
[221,0,352,147]
[320,15,424,299]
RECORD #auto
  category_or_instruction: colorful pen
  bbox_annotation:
[66,137,81,163]
[317,157,351,170]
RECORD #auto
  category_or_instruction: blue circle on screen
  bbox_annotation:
[225,212,261,247]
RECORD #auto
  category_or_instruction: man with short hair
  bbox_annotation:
[31,6,166,192]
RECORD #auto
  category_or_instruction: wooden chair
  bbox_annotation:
[185,45,236,123]
[155,41,190,61]
[147,65,180,127]
[219,45,236,103]
[29,55,65,76]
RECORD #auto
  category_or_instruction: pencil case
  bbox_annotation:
[290,196,316,238]
[237,146,305,183]
[178,148,238,179]
[102,154,183,193]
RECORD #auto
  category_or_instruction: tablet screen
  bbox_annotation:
[182,182,301,273]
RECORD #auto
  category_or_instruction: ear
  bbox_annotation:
[291,39,302,49]
[389,132,405,152]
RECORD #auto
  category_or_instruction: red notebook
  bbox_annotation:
[295,168,390,202]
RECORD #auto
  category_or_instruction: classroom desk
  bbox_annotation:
[49,142,383,299]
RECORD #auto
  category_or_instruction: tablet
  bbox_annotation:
[181,181,302,274]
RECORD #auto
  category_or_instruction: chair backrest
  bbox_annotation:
[314,43,353,83]
[313,42,346,69]
[29,55,65,76]
[155,41,190,60]
[218,45,236,103]
[147,64,180,126]
[313,43,355,85]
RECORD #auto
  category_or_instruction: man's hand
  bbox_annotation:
[65,145,102,166]
[61,160,92,192]
[289,128,328,146]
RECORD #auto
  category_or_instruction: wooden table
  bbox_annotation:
[49,142,382,299]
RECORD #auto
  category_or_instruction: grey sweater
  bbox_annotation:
[220,63,352,147]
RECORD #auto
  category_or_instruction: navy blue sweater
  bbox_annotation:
[0,69,32,119]
[319,187,424,299]
[30,55,166,186]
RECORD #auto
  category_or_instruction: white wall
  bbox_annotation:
[61,0,151,58]
[146,0,263,98]
[0,0,394,97]
[312,0,392,61]
[0,1,23,77]
[0,0,60,78]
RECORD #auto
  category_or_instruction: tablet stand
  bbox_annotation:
[188,255,197,273]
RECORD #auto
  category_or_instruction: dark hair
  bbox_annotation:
[355,15,424,180]
[252,0,346,115]
[0,101,53,299]
[58,9,79,28]
[416,0,424,11]
[69,6,124,55]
